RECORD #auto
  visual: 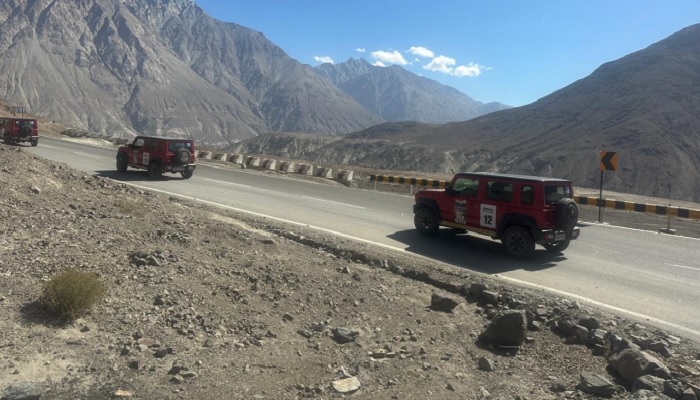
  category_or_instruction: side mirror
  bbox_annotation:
[445,186,456,195]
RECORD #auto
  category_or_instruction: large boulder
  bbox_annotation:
[478,310,527,347]
[608,347,671,384]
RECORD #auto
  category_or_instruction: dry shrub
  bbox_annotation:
[115,198,145,217]
[40,269,106,319]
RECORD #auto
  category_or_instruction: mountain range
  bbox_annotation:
[231,24,700,202]
[315,58,510,123]
[0,0,504,146]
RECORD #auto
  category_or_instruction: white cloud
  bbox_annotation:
[423,55,456,74]
[372,60,386,67]
[313,56,334,64]
[452,63,487,77]
[408,46,434,58]
[356,48,366,53]
[423,55,488,77]
[370,50,408,65]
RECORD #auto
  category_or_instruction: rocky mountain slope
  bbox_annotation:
[316,58,510,123]
[235,24,700,202]
[0,0,380,145]
[3,143,700,399]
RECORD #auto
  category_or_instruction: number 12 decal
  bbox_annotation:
[480,204,497,228]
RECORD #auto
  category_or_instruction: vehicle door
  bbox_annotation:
[479,180,515,233]
[445,177,480,227]
[130,137,145,165]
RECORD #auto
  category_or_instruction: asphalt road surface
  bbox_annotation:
[24,137,700,341]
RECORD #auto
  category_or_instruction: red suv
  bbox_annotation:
[413,172,580,258]
[116,136,196,179]
[1,118,39,146]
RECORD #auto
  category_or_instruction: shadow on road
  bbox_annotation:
[387,228,567,274]
[95,170,185,182]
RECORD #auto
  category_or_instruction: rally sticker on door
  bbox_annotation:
[454,200,467,224]
[480,204,496,228]
[142,152,150,165]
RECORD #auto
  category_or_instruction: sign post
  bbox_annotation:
[598,151,618,222]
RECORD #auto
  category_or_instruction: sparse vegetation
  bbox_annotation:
[39,269,106,319]
[115,198,146,217]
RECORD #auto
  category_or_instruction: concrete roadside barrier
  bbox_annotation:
[213,153,228,162]
[246,156,260,167]
[230,154,244,165]
[279,161,295,173]
[198,151,212,160]
[336,170,354,183]
[262,159,277,170]
[316,166,334,179]
[297,163,313,176]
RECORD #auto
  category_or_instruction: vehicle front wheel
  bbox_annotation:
[116,155,128,172]
[148,162,162,179]
[543,240,570,253]
[181,169,193,179]
[30,139,38,147]
[414,207,439,236]
[502,226,535,259]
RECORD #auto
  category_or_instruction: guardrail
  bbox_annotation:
[574,196,700,220]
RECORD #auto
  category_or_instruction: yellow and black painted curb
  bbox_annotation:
[574,196,700,220]
[370,175,449,189]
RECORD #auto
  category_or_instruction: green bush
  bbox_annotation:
[40,269,106,319]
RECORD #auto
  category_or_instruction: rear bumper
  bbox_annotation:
[165,164,196,173]
[538,227,580,244]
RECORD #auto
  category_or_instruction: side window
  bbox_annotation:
[147,140,156,151]
[452,178,479,197]
[133,138,144,147]
[521,186,534,205]
[486,181,513,202]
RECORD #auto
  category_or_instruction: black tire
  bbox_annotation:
[414,207,439,236]
[543,240,570,253]
[2,134,10,145]
[30,139,38,147]
[20,125,32,139]
[116,154,128,172]
[556,198,579,231]
[502,226,535,259]
[148,162,162,179]
[181,169,193,179]
[176,149,191,165]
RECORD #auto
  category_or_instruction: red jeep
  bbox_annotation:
[116,136,196,179]
[413,172,580,258]
[1,117,39,146]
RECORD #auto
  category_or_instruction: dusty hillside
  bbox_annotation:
[2,144,700,400]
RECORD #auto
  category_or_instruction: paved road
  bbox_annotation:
[25,137,700,341]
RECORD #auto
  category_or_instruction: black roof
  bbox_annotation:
[133,135,193,141]
[454,172,571,183]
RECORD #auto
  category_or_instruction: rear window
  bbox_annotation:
[544,185,572,205]
[168,142,192,152]
[14,120,35,127]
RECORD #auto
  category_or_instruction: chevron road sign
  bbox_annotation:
[599,151,618,171]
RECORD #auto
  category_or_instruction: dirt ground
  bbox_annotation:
[2,143,700,400]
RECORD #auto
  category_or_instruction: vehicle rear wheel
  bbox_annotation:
[502,226,535,259]
[181,169,193,179]
[116,155,128,172]
[414,207,439,236]
[148,162,162,179]
[543,240,570,253]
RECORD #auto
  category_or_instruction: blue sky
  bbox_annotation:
[194,1,700,107]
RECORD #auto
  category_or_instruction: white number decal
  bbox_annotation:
[142,152,150,165]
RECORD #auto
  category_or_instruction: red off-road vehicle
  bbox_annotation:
[116,136,196,179]
[413,172,580,258]
[1,117,39,146]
